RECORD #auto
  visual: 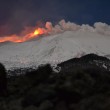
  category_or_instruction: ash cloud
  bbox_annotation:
[44,20,110,36]
[0,0,62,36]
[1,19,110,39]
[0,0,110,37]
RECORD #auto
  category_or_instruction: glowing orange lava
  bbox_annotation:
[0,28,47,43]
[34,30,39,35]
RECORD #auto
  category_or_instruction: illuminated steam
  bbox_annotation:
[0,19,110,43]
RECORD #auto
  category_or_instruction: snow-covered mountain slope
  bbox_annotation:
[0,31,110,70]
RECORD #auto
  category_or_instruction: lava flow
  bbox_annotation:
[0,27,47,43]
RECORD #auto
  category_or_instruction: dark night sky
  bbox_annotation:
[0,0,110,35]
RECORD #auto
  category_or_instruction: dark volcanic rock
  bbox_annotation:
[0,63,7,96]
[0,54,110,110]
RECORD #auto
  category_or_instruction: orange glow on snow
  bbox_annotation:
[0,28,47,43]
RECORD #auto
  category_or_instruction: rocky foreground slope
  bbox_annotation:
[0,54,110,110]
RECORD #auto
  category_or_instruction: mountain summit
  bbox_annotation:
[0,31,110,69]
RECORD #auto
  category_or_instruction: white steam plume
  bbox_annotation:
[0,19,110,43]
[44,19,110,36]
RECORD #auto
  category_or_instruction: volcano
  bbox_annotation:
[0,30,110,70]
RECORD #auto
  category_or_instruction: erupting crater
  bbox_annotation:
[0,28,47,43]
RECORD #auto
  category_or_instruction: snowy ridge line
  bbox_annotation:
[0,31,110,70]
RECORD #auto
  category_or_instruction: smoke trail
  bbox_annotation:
[0,19,110,43]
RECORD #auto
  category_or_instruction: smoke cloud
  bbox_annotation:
[44,20,110,36]
[0,19,110,43]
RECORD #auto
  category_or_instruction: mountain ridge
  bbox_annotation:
[0,31,110,70]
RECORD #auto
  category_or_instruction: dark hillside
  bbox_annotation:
[0,54,110,110]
